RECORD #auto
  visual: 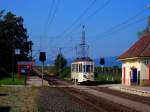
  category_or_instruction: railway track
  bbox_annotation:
[33,68,144,112]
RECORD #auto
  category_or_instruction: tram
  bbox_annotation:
[71,57,94,83]
[71,25,94,83]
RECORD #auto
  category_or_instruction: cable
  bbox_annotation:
[56,0,97,38]
[58,0,111,46]
[41,0,60,59]
[84,0,111,23]
[47,0,97,56]
[94,8,147,38]
[47,0,60,29]
[43,0,55,35]
[90,16,147,42]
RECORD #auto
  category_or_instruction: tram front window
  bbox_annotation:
[86,65,90,72]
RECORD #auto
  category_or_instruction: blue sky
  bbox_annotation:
[0,0,150,60]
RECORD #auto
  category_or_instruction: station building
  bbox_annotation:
[118,33,150,86]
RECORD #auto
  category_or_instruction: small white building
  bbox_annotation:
[118,33,150,86]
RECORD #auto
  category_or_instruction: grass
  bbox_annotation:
[0,86,39,112]
[0,73,27,85]
[63,77,71,80]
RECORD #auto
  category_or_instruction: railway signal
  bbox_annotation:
[39,52,46,62]
[100,58,105,65]
[39,52,46,85]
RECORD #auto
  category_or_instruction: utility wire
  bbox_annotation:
[68,0,111,34]
[40,0,55,52]
[47,0,60,53]
[47,0,60,29]
[48,0,97,56]
[84,0,112,23]
[56,0,97,38]
[90,16,147,42]
[43,0,55,36]
[94,8,147,38]
[42,0,60,59]
[60,0,111,46]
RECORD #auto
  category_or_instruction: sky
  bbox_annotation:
[0,0,150,61]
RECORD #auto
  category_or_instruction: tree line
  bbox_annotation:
[0,10,33,72]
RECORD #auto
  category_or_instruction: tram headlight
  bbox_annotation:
[83,75,86,78]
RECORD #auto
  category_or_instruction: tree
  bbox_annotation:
[137,16,150,38]
[0,10,32,71]
[54,53,67,76]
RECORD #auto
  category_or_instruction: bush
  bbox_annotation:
[94,66,122,84]
[60,67,71,78]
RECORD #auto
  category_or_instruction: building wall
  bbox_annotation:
[122,59,141,86]
[140,59,150,86]
[122,58,150,86]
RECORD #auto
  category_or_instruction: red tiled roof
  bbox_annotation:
[118,33,150,59]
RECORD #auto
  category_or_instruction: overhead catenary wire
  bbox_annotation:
[47,0,60,30]
[43,0,55,36]
[47,0,97,56]
[90,16,147,42]
[62,0,111,40]
[56,0,97,39]
[59,3,146,58]
[39,0,55,53]
[83,0,112,23]
[42,0,60,43]
[59,0,111,46]
[94,7,147,38]
[50,0,111,59]
[41,0,60,59]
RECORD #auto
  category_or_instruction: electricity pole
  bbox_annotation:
[12,33,15,81]
[59,48,62,76]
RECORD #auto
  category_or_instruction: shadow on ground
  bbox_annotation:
[80,81,121,86]
[0,106,11,112]
[0,93,8,96]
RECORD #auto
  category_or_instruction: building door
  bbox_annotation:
[132,68,137,83]
[138,71,140,85]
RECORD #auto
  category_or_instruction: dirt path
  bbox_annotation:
[91,87,150,105]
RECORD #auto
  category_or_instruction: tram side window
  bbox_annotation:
[79,64,82,72]
[79,64,81,72]
[72,64,75,72]
[91,65,94,72]
[76,64,78,72]
[80,64,82,72]
[83,65,86,72]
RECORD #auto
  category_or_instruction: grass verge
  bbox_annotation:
[0,73,26,85]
